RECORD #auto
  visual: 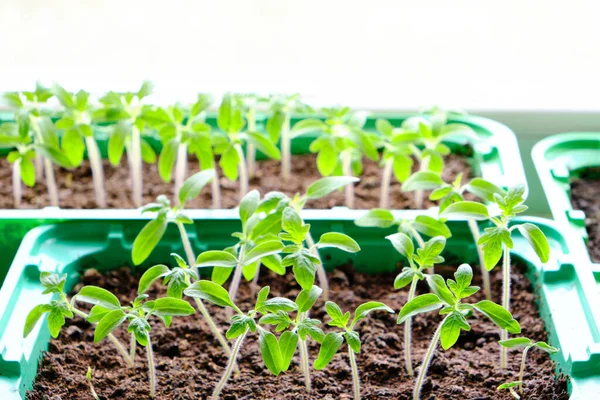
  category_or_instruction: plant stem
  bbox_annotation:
[501,243,511,369]
[146,335,156,398]
[234,144,249,198]
[380,158,393,209]
[87,373,100,400]
[212,328,249,400]
[211,166,222,208]
[305,232,329,301]
[281,113,292,182]
[130,125,143,208]
[44,157,59,207]
[413,316,446,400]
[130,332,137,363]
[12,161,21,208]
[34,153,43,180]
[413,156,430,209]
[509,387,521,399]
[298,338,311,392]
[468,219,491,300]
[404,276,418,377]
[228,244,247,305]
[176,222,197,274]
[348,346,361,400]
[341,150,355,208]
[247,108,256,178]
[174,142,188,205]
[84,136,107,208]
[519,346,530,395]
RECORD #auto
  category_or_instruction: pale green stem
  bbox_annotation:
[348,346,361,400]
[44,157,59,207]
[281,113,292,182]
[213,328,249,400]
[201,160,222,209]
[298,338,311,392]
[174,142,188,205]
[84,136,107,208]
[228,244,247,305]
[247,109,257,178]
[130,125,143,208]
[519,347,530,395]
[12,160,21,208]
[468,219,491,300]
[130,332,137,363]
[342,150,355,208]
[176,222,197,274]
[510,387,521,399]
[413,316,447,400]
[234,144,249,198]
[380,158,393,209]
[146,335,156,398]
[34,153,43,180]
[404,277,418,377]
[414,156,430,209]
[501,244,511,369]
[306,232,329,301]
[87,374,100,400]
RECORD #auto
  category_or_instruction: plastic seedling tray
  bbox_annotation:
[0,214,598,398]
[532,133,600,266]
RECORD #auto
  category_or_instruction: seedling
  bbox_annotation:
[86,367,100,400]
[265,94,312,181]
[2,83,71,207]
[214,93,281,198]
[233,93,269,178]
[291,106,379,208]
[23,272,133,368]
[497,381,523,399]
[386,234,446,376]
[397,264,521,400]
[53,84,107,207]
[499,337,559,397]
[314,300,394,400]
[95,81,155,208]
[259,285,325,392]
[440,185,551,368]
[72,283,195,397]
[143,94,214,205]
[183,281,306,399]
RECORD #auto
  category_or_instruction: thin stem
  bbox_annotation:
[413,156,430,209]
[519,347,530,394]
[380,158,393,209]
[404,277,418,377]
[130,332,137,364]
[130,125,143,208]
[298,338,311,392]
[44,157,59,207]
[247,108,256,178]
[34,153,43,180]
[234,144,249,198]
[501,244,511,369]
[174,142,188,205]
[228,244,247,305]
[342,150,355,208]
[12,161,21,208]
[211,166,222,208]
[281,113,292,182]
[468,219,491,300]
[509,387,521,399]
[306,233,329,301]
[84,136,107,208]
[413,316,447,400]
[87,373,100,400]
[213,328,249,400]
[146,335,156,398]
[348,346,361,400]
[176,222,197,273]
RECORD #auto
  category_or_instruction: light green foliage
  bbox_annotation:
[387,234,446,289]
[355,209,451,242]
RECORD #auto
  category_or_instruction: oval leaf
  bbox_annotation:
[178,169,215,204]
[94,309,127,343]
[316,232,360,253]
[76,286,121,310]
[440,201,490,220]
[397,293,444,324]
[195,250,238,268]
[306,176,359,200]
[132,218,168,265]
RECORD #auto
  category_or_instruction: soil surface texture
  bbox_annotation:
[1,153,473,210]
[28,263,567,399]
[570,167,600,263]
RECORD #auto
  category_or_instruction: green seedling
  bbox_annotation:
[291,106,379,208]
[259,285,325,393]
[2,83,71,207]
[314,301,394,400]
[398,264,521,400]
[95,81,155,208]
[86,367,100,400]
[184,281,306,399]
[214,93,281,199]
[497,381,523,399]
[53,84,107,207]
[499,337,559,397]
[265,94,312,181]
[233,93,270,179]
[440,185,551,368]
[72,283,194,398]
[386,234,446,376]
[23,272,133,368]
[143,94,214,205]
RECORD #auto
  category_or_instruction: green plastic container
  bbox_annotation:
[0,215,597,398]
[532,133,600,265]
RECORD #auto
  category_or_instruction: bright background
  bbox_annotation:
[1,0,599,214]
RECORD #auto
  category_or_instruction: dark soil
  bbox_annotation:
[28,263,567,399]
[570,167,600,263]
[0,153,473,210]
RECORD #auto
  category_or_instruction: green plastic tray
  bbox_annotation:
[532,133,600,265]
[0,215,598,398]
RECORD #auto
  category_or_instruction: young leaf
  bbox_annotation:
[394,268,415,289]
[516,223,550,263]
[473,300,521,333]
[247,131,281,160]
[440,312,470,350]
[534,341,559,353]
[138,264,170,294]
[195,250,238,268]
[296,285,323,313]
[40,272,67,294]
[402,171,443,192]
[413,216,452,238]
[75,286,121,310]
[425,275,455,306]
[386,232,414,259]
[305,176,359,200]
[259,331,283,375]
[397,293,444,324]
[351,301,394,328]
[94,309,127,343]
[315,232,360,253]
[151,297,195,316]
[239,190,260,226]
[355,209,397,228]
[132,218,168,265]
[184,280,239,311]
[466,178,506,202]
[262,297,298,313]
[279,331,299,371]
[242,241,284,266]
[498,337,533,348]
[23,304,51,338]
[178,169,215,205]
[440,201,490,220]
[314,332,344,370]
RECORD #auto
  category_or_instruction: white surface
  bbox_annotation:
[1,0,600,111]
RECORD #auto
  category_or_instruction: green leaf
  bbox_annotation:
[239,189,260,226]
[218,93,233,132]
[226,317,251,339]
[40,272,66,294]
[534,341,559,353]
[220,145,240,181]
[128,317,151,346]
[212,266,234,285]
[516,223,550,263]
[247,131,281,160]
[316,232,360,253]
[281,207,309,244]
[402,171,443,192]
[386,232,414,259]
[473,300,521,333]
[498,381,523,390]
[178,169,214,205]
[87,305,111,323]
[414,236,446,269]
[426,274,455,306]
[140,139,157,164]
[23,304,50,338]
[296,285,323,313]
[306,176,359,200]
[376,119,393,136]
[108,122,128,166]
[498,337,533,348]
[478,227,511,271]
[262,297,298,313]
[37,145,72,169]
[158,139,178,182]
[355,209,397,228]
[52,84,75,108]
[94,309,127,343]
[243,241,284,266]
[195,250,238,268]
[440,312,470,350]
[184,280,238,311]
[132,218,168,265]
[138,264,170,294]
[392,155,414,183]
[466,178,507,203]
[285,251,318,290]
[345,330,361,353]
[298,319,325,342]
[76,286,121,310]
[315,142,337,176]
[47,309,67,338]
[291,118,327,139]
[279,331,299,371]
[20,157,35,187]
[325,301,345,323]
[351,301,394,328]
[255,286,270,311]
[138,81,154,99]
[62,128,85,166]
[261,254,285,275]
[259,331,283,375]
[413,216,452,238]
[314,332,344,370]
[151,297,195,316]
[439,201,490,220]
[397,293,444,324]
[394,268,415,289]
